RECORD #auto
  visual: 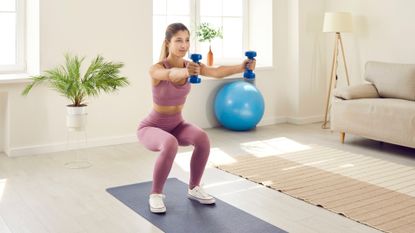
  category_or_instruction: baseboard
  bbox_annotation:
[287,115,323,125]
[258,116,287,126]
[260,115,323,126]
[7,134,138,157]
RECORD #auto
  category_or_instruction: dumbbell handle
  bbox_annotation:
[243,51,257,80]
[189,53,202,84]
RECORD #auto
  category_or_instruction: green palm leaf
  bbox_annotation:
[22,54,129,107]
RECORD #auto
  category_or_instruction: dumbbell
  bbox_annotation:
[188,53,202,84]
[243,51,257,80]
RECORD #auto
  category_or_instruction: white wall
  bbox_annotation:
[0,0,153,156]
[325,0,415,85]
[283,0,326,123]
[249,0,273,67]
[0,0,330,156]
[298,0,326,119]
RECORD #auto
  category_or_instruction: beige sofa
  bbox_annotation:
[331,61,415,148]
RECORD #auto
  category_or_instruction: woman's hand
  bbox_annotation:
[167,68,188,83]
[187,61,201,76]
[242,59,256,72]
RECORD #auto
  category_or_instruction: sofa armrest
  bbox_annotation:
[333,83,380,100]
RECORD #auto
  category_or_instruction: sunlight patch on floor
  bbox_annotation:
[207,148,237,166]
[175,147,237,171]
[282,159,336,171]
[217,184,267,197]
[203,178,246,188]
[261,180,273,186]
[174,151,192,172]
[240,137,311,157]
[339,163,355,168]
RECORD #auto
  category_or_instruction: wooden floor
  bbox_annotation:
[0,123,414,233]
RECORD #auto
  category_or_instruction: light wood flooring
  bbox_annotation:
[0,123,414,233]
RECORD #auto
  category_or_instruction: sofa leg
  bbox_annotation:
[340,132,345,143]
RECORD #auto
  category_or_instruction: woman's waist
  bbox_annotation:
[153,103,184,114]
[139,107,183,130]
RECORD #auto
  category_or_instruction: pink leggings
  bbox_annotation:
[137,110,210,194]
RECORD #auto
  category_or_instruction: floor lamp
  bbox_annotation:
[322,12,353,129]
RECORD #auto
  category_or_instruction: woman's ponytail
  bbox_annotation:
[159,40,169,62]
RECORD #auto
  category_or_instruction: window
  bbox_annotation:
[152,0,247,64]
[0,0,25,73]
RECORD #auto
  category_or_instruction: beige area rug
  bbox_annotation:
[215,145,415,233]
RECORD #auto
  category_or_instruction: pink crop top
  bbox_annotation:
[152,59,191,106]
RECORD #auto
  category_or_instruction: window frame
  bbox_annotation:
[194,0,248,65]
[0,0,26,74]
[153,0,248,65]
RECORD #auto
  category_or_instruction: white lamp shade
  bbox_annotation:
[323,12,353,33]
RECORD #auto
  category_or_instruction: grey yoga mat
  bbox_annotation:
[107,178,287,233]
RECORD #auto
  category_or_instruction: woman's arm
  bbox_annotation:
[200,59,256,78]
[149,63,189,83]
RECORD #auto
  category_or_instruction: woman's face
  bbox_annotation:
[167,30,190,58]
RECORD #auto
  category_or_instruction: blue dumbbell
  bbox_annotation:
[189,53,202,84]
[243,51,257,80]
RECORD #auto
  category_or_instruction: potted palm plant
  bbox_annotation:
[196,22,223,66]
[22,54,129,131]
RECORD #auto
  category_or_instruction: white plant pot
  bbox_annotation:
[66,105,87,131]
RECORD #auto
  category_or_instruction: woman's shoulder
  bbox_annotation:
[151,61,165,69]
[149,62,167,76]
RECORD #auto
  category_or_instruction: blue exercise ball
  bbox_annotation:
[214,81,265,131]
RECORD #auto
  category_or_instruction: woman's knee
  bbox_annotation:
[194,130,210,148]
[162,136,179,152]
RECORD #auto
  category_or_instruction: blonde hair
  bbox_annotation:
[159,23,190,62]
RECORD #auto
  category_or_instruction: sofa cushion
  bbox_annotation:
[333,83,380,100]
[365,61,415,101]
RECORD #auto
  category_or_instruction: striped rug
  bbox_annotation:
[215,145,415,233]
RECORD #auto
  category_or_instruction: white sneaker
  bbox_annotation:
[149,193,166,213]
[187,186,216,204]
